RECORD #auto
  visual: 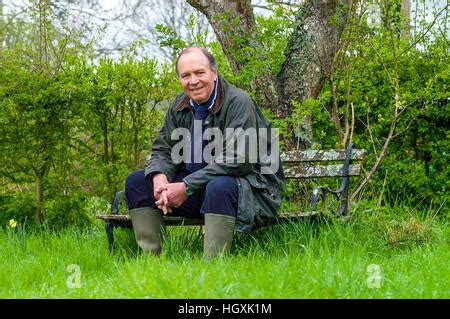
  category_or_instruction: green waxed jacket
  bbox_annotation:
[145,76,286,232]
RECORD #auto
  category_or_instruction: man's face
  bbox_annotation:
[177,49,218,104]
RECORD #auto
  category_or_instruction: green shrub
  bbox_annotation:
[0,193,36,227]
[42,194,98,230]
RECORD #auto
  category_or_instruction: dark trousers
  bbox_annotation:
[125,169,238,218]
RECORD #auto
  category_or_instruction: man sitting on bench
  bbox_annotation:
[124,46,285,258]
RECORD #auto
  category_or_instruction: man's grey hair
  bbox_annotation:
[175,46,218,75]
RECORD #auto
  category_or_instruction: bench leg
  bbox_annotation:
[105,221,114,252]
[338,188,349,216]
[336,143,353,217]
[337,177,349,216]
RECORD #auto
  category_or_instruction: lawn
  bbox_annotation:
[1,202,448,299]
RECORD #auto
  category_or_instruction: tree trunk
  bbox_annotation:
[401,0,411,41]
[34,161,50,223]
[279,0,347,148]
[187,0,348,150]
[0,0,3,55]
[35,174,43,223]
[33,147,51,223]
[186,0,255,75]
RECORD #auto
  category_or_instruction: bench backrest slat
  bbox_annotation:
[281,149,366,162]
[284,164,362,178]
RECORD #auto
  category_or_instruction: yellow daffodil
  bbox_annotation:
[9,219,17,228]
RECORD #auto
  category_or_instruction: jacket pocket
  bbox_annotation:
[245,171,267,189]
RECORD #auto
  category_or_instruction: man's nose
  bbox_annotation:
[190,75,200,85]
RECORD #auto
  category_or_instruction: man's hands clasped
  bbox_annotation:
[153,173,188,215]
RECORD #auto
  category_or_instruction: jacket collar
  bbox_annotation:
[174,75,224,114]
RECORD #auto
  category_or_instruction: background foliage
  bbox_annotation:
[0,1,448,228]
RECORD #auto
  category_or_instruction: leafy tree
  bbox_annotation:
[303,0,449,206]
[77,47,179,205]
[1,1,181,226]
[0,0,90,223]
[186,0,350,149]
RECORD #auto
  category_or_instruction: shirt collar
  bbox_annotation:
[189,79,218,111]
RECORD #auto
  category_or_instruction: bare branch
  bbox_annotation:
[376,169,388,209]
[366,110,379,158]
[351,56,401,200]
[330,76,344,140]
[349,101,354,146]
[399,4,448,57]
[351,111,396,201]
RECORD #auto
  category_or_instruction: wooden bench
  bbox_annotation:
[96,143,365,251]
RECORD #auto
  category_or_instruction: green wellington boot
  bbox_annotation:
[204,213,236,258]
[129,207,163,255]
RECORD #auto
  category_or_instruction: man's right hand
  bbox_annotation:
[153,173,171,215]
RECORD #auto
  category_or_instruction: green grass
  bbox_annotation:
[1,202,448,298]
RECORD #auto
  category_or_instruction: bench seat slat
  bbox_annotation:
[95,211,319,226]
[95,215,203,226]
[284,164,362,178]
[281,149,365,162]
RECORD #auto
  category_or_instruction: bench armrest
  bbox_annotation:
[309,143,354,216]
[112,190,128,215]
